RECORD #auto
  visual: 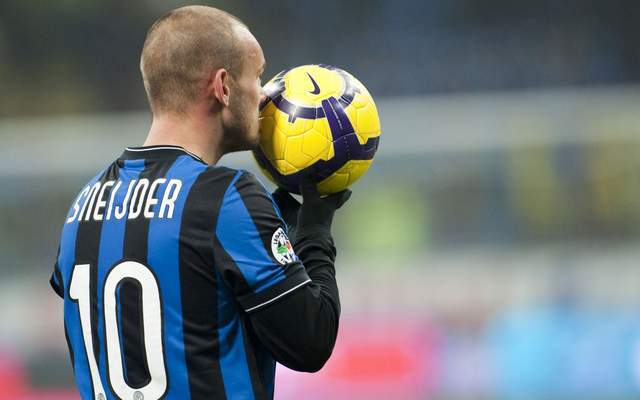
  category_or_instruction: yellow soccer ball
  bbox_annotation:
[254,64,381,194]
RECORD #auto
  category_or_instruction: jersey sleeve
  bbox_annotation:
[213,171,311,313]
[50,246,64,298]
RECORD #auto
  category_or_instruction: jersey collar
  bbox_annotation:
[120,145,206,163]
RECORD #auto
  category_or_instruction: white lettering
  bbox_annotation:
[144,178,166,219]
[80,182,101,221]
[114,180,136,220]
[128,179,149,219]
[158,179,182,219]
[105,180,122,220]
[93,181,115,221]
[69,178,184,222]
[67,186,90,223]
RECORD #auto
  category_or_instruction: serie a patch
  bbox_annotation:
[270,227,296,265]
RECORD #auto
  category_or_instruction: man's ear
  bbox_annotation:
[208,68,230,107]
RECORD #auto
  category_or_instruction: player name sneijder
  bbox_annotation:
[66,178,182,223]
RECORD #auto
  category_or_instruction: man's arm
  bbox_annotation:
[212,171,349,372]
[247,181,350,372]
[247,228,340,372]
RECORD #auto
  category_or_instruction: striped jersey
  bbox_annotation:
[50,145,311,400]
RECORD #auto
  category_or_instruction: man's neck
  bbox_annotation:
[143,113,223,165]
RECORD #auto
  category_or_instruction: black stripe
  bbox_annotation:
[179,166,237,400]
[211,235,253,296]
[74,166,113,375]
[117,279,149,388]
[51,246,63,297]
[120,157,176,388]
[50,265,64,298]
[233,172,288,269]
[54,265,64,292]
[64,322,76,372]
[123,161,152,262]
[240,317,270,400]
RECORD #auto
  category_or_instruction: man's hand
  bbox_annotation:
[272,177,351,236]
[297,178,351,234]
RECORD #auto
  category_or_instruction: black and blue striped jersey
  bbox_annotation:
[50,145,338,400]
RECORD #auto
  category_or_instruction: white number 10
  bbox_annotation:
[70,261,167,400]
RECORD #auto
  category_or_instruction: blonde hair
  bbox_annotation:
[140,5,246,114]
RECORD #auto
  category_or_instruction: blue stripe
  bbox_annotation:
[95,159,144,399]
[59,170,105,400]
[216,172,287,293]
[147,155,207,400]
[216,268,255,400]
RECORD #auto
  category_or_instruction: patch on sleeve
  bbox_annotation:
[271,227,297,265]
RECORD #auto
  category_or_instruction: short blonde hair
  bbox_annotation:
[140,6,246,114]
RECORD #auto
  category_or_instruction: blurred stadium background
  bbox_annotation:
[2,1,640,399]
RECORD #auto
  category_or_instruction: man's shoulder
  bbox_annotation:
[221,168,273,201]
[178,166,270,213]
[195,165,244,192]
[196,166,269,195]
[199,164,239,180]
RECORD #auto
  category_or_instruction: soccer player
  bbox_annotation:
[49,6,350,400]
